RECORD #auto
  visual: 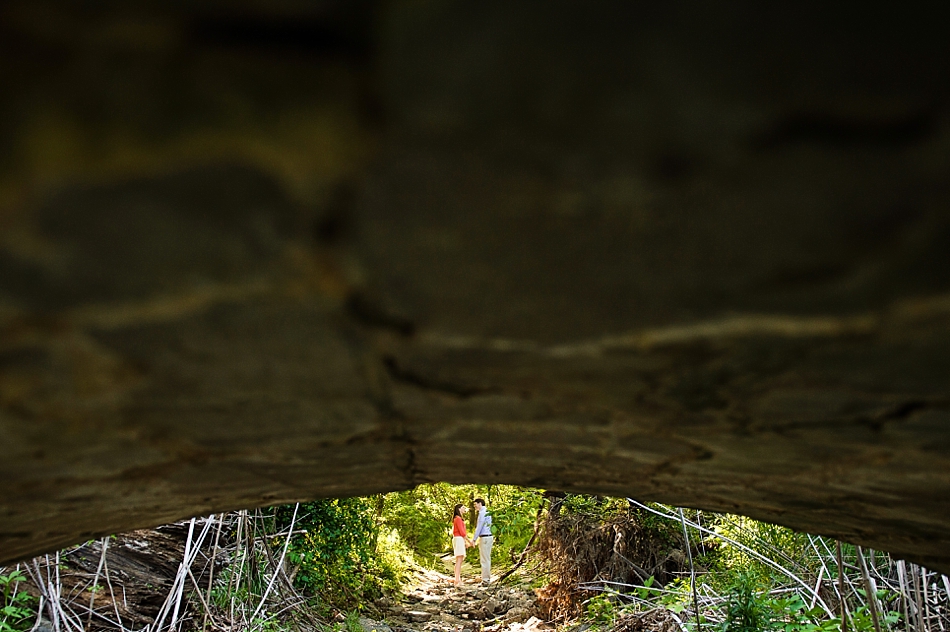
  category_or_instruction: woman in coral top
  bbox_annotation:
[451,504,472,586]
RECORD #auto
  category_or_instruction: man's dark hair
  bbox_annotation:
[474,498,485,506]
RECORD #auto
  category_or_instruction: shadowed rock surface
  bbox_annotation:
[2,1,950,572]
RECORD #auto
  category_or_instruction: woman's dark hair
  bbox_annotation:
[453,504,464,519]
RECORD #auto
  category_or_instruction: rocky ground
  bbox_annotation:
[362,564,682,632]
[364,566,543,632]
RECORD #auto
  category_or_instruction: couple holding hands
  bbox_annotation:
[451,498,493,587]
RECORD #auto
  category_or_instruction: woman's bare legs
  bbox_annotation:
[454,555,464,586]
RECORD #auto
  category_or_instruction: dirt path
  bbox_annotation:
[365,565,546,632]
[365,563,682,632]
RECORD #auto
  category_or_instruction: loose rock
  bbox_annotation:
[407,611,433,623]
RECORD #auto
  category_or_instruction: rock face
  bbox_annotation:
[2,2,950,571]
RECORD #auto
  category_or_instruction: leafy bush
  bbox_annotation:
[382,485,457,567]
[487,487,544,564]
[374,527,415,593]
[719,572,772,632]
[271,498,392,609]
[0,571,34,632]
[584,592,618,627]
[715,575,902,632]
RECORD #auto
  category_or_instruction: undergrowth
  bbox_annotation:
[0,570,34,632]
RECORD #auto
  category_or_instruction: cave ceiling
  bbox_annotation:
[1,1,949,572]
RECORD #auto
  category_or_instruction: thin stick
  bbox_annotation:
[811,564,825,611]
[169,518,197,632]
[45,556,56,632]
[152,516,214,632]
[897,561,910,632]
[204,514,223,630]
[241,509,252,625]
[54,553,72,632]
[69,601,130,630]
[921,566,931,632]
[188,567,217,627]
[250,503,299,623]
[230,510,245,623]
[810,536,842,603]
[61,603,86,632]
[678,508,702,632]
[260,527,302,601]
[100,549,127,632]
[912,564,924,632]
[837,541,848,632]
[247,510,257,600]
[31,596,45,632]
[48,553,83,632]
[855,547,881,632]
[820,537,866,607]
[87,537,109,629]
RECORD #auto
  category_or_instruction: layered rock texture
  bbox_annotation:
[2,1,950,571]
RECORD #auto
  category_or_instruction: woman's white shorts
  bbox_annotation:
[453,536,466,557]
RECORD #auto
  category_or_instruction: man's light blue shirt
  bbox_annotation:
[474,505,493,538]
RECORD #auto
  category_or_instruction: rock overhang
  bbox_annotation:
[1,0,949,572]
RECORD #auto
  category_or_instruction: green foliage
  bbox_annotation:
[211,483,544,618]
[381,484,543,570]
[486,487,544,563]
[208,559,267,610]
[584,592,618,626]
[658,577,693,613]
[271,498,393,609]
[333,610,364,632]
[768,596,899,632]
[562,495,629,517]
[714,575,902,632]
[544,500,908,632]
[633,575,657,602]
[382,484,459,567]
[208,564,240,609]
[705,516,811,588]
[719,572,772,632]
[0,571,34,632]
[250,613,293,632]
[374,526,415,592]
[848,607,900,632]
